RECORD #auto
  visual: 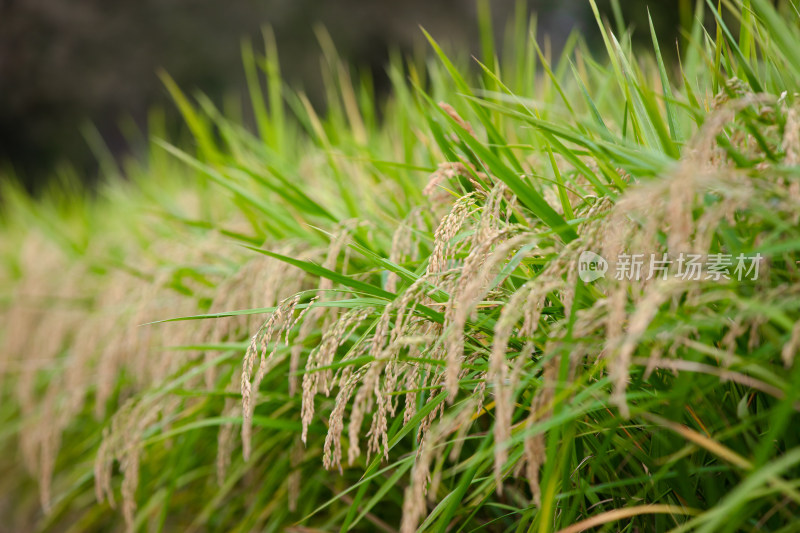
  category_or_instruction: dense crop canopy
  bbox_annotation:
[3,1,800,531]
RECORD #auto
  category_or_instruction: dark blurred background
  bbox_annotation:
[0,0,686,192]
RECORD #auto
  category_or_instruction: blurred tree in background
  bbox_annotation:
[0,0,685,192]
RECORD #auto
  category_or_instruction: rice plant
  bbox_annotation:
[3,0,800,531]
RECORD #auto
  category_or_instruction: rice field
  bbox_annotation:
[2,0,800,531]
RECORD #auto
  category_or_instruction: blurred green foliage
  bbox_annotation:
[0,0,688,191]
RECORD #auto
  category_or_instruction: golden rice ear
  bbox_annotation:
[287,437,304,512]
[215,368,240,485]
[94,394,181,531]
[783,106,800,166]
[782,105,800,224]
[323,372,359,472]
[400,399,478,533]
[782,322,800,368]
[489,277,561,493]
[427,193,479,278]
[241,294,312,459]
[400,431,433,533]
[302,306,371,444]
[438,102,476,137]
